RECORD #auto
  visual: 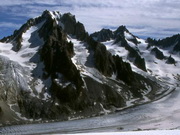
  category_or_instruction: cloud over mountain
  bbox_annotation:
[0,0,180,39]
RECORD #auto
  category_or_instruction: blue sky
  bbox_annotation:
[0,0,180,39]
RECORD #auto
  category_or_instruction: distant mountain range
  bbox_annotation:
[0,10,179,126]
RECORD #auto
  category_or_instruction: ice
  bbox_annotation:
[126,39,138,51]
[102,40,129,60]
[70,37,89,69]
[0,20,47,97]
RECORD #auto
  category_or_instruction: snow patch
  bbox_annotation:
[9,104,33,121]
[124,31,134,40]
[34,79,44,93]
[69,36,105,84]
[102,40,129,60]
[102,37,180,85]
[100,103,111,114]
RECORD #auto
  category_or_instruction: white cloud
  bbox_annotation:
[0,0,180,38]
[0,0,58,6]
[0,22,21,28]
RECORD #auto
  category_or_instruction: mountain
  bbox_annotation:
[91,27,180,73]
[0,10,179,126]
[91,27,146,71]
[147,34,180,55]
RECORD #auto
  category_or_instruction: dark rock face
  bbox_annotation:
[60,13,76,35]
[84,77,125,108]
[75,22,88,40]
[114,26,139,45]
[114,26,127,36]
[39,17,86,106]
[166,55,176,64]
[0,107,2,115]
[173,41,180,53]
[146,37,158,47]
[90,26,139,45]
[113,55,135,84]
[151,47,165,60]
[134,57,146,71]
[91,29,114,42]
[157,34,180,48]
[60,13,88,40]
[94,43,115,76]
[147,34,180,54]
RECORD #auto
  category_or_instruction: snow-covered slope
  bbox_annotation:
[95,29,180,85]
[69,36,105,84]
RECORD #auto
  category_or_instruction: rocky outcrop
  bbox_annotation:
[60,13,88,40]
[90,26,139,45]
[166,55,176,64]
[113,55,135,84]
[173,41,180,53]
[114,26,139,45]
[38,15,87,110]
[151,47,165,60]
[93,42,115,76]
[120,38,147,71]
[147,34,180,54]
[91,29,114,42]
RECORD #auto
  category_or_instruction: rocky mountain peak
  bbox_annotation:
[166,55,176,64]
[91,26,146,71]
[114,25,127,36]
[42,10,54,19]
[42,10,61,19]
[91,28,113,42]
[60,13,87,40]
[147,34,180,54]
